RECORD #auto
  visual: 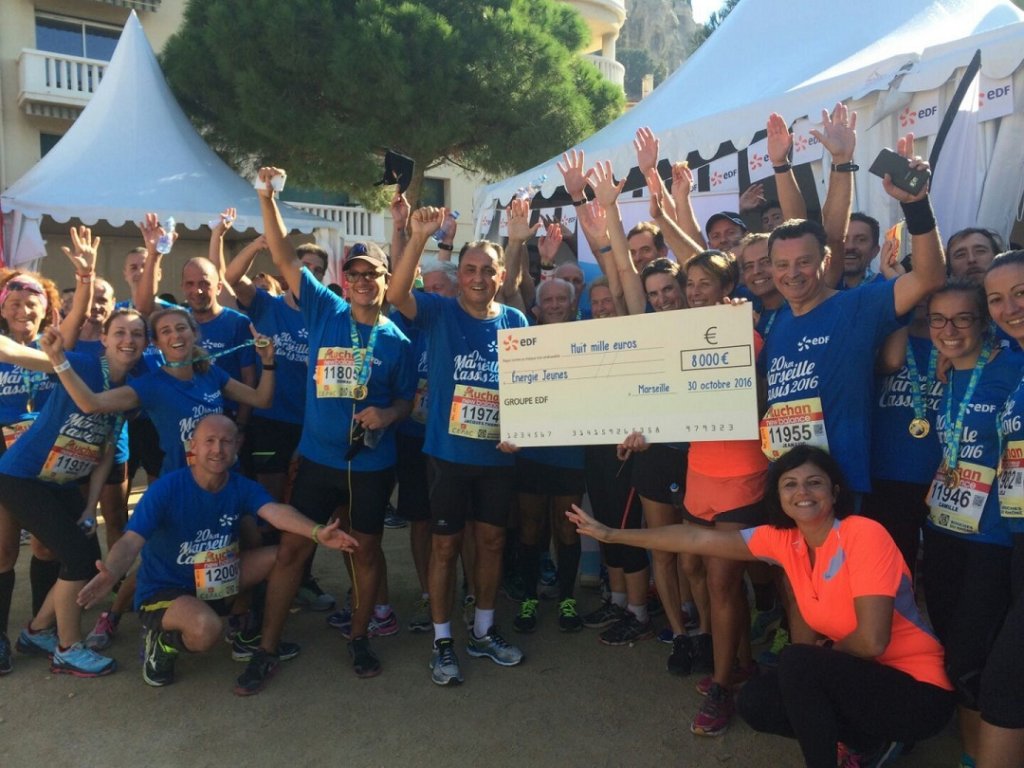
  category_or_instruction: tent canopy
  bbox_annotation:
[1,11,328,238]
[476,0,1024,240]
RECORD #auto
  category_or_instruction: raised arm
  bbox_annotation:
[811,104,857,289]
[40,328,140,414]
[590,161,645,315]
[887,133,946,316]
[766,112,808,222]
[256,167,303,300]
[207,208,239,308]
[577,200,626,315]
[58,225,98,346]
[220,328,276,409]
[388,190,411,270]
[224,235,269,308]
[499,199,538,310]
[135,213,173,317]
[645,168,702,261]
[387,207,445,320]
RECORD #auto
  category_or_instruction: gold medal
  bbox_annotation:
[352,384,368,401]
[944,465,961,489]
[908,418,930,439]
[254,338,271,349]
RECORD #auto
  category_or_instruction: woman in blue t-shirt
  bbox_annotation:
[46,306,276,476]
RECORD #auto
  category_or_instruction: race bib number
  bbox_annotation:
[998,440,1024,519]
[759,397,828,461]
[449,384,500,440]
[38,436,102,483]
[193,544,240,601]
[927,461,994,534]
[2,418,35,450]
[314,347,360,399]
[411,377,429,425]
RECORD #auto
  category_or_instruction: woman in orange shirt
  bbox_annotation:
[568,445,954,768]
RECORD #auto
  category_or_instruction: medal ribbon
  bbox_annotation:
[349,311,382,394]
[906,341,938,428]
[99,355,125,445]
[163,339,261,369]
[941,342,992,472]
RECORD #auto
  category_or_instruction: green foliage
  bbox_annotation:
[691,0,741,50]
[617,48,668,101]
[161,0,624,204]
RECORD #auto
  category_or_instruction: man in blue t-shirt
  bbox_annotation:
[389,206,530,686]
[75,415,356,692]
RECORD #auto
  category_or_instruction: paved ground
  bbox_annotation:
[2,507,961,767]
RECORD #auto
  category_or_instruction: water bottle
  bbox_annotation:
[515,174,547,201]
[669,482,683,511]
[433,210,459,243]
[156,217,176,255]
[208,213,235,229]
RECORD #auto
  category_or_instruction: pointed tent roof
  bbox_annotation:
[476,0,1024,214]
[1,11,329,234]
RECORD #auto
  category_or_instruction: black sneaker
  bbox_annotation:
[142,630,178,687]
[348,636,382,678]
[691,632,714,675]
[0,632,12,675]
[234,649,279,696]
[667,633,694,675]
[598,612,654,646]
[513,598,539,633]
[582,601,626,629]
[231,631,301,662]
[557,598,583,633]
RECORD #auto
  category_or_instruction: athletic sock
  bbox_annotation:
[29,557,60,616]
[556,541,581,601]
[627,603,648,624]
[433,622,452,643]
[473,608,495,638]
[610,591,628,609]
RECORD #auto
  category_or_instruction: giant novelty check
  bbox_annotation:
[497,304,759,447]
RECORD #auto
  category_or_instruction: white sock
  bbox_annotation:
[421,592,429,601]
[611,591,627,608]
[627,603,648,624]
[374,603,391,619]
[473,608,495,638]
[433,622,452,644]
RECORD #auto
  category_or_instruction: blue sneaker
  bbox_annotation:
[51,642,116,677]
[750,603,783,646]
[466,625,524,667]
[16,625,58,657]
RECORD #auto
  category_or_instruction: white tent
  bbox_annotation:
[1,11,331,266]
[476,0,1024,249]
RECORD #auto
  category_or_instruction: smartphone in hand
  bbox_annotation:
[869,148,930,195]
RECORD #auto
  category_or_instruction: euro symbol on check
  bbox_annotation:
[704,326,718,345]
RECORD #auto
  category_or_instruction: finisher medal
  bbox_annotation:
[908,418,930,439]
[352,385,368,401]
[254,338,271,348]
[944,464,961,489]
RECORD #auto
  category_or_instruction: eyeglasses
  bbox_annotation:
[344,270,385,283]
[927,313,980,329]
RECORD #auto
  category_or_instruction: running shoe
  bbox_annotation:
[348,636,382,678]
[557,598,583,632]
[0,633,12,675]
[51,642,116,677]
[234,649,278,696]
[231,632,301,662]
[757,627,790,668]
[408,597,431,633]
[750,603,783,646]
[690,682,734,736]
[292,577,336,612]
[325,588,353,629]
[430,638,463,686]
[462,594,477,630]
[16,625,58,657]
[581,600,625,629]
[383,504,407,529]
[513,598,539,633]
[334,609,400,640]
[696,662,759,696]
[85,611,119,651]
[466,626,524,666]
[142,630,178,687]
[501,571,528,602]
[598,613,654,646]
[19,529,30,546]
[657,626,675,645]
[666,633,694,675]
[837,740,903,767]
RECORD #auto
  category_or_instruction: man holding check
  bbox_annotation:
[388,207,529,686]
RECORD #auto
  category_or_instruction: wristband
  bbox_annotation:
[900,198,936,235]
[53,360,71,373]
[571,199,586,207]
[437,242,454,252]
[772,163,791,173]
[830,162,859,173]
[312,524,324,544]
[76,273,94,283]
[261,364,276,371]
[597,245,613,254]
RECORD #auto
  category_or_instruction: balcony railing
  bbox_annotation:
[18,49,107,120]
[285,202,385,243]
[584,53,625,90]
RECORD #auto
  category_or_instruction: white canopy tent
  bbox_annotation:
[1,11,333,267]
[476,0,1024,252]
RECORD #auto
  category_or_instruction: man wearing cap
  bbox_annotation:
[705,211,748,253]
[245,167,415,690]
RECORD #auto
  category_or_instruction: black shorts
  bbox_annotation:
[515,456,586,496]
[103,461,128,487]
[289,457,394,536]
[395,432,430,522]
[631,444,687,504]
[426,457,515,535]
[139,588,233,631]
[980,534,1024,728]
[128,416,164,478]
[242,416,302,476]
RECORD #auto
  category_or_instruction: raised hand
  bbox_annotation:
[538,223,563,265]
[506,198,540,242]
[410,206,446,237]
[61,225,99,275]
[588,160,625,208]
[249,324,275,365]
[557,149,594,201]
[256,167,286,198]
[739,183,766,213]
[810,102,857,164]
[882,133,929,203]
[634,127,660,173]
[577,200,609,243]
[137,212,173,254]
[390,190,410,231]
[212,207,237,236]
[39,326,66,362]
[766,112,793,166]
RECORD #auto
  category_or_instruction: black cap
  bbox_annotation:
[374,150,415,193]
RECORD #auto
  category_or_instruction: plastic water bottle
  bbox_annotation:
[156,217,176,255]
[208,213,235,229]
[433,211,459,243]
[515,174,547,201]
